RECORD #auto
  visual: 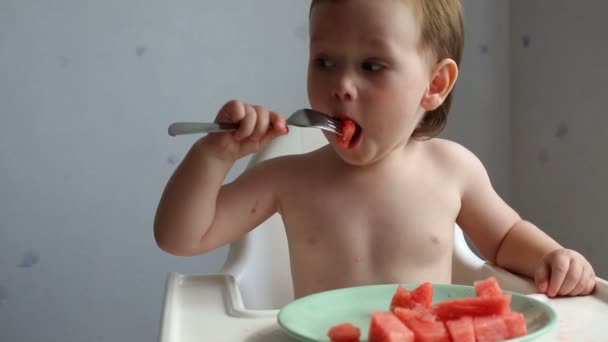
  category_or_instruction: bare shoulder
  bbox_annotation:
[422,138,489,183]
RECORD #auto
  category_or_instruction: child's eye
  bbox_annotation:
[362,61,385,72]
[314,57,335,69]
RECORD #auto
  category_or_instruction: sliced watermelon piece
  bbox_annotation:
[338,119,356,148]
[327,322,361,342]
[401,318,451,342]
[410,282,434,308]
[390,286,412,311]
[393,306,436,323]
[367,278,528,341]
[368,311,415,342]
[474,277,504,298]
[473,315,509,342]
[504,312,528,338]
[445,316,475,342]
[432,295,512,321]
[390,283,433,311]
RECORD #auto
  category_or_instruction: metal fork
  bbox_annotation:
[167,109,343,137]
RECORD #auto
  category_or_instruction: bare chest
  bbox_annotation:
[281,174,461,261]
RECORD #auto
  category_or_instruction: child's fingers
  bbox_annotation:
[234,104,257,141]
[582,270,597,295]
[534,264,549,293]
[258,126,286,147]
[546,258,570,297]
[250,105,270,142]
[255,113,288,148]
[269,111,288,134]
[217,99,246,123]
[571,266,590,296]
[558,259,582,296]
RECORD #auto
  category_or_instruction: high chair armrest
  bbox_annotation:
[158,273,284,342]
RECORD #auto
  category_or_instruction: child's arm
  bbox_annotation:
[154,100,288,256]
[453,143,596,297]
[494,220,596,297]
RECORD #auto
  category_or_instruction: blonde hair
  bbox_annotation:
[309,0,464,138]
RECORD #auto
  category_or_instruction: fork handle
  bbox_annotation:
[168,122,239,136]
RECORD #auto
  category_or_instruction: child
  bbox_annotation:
[154,0,596,299]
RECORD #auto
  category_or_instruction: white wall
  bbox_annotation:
[510,0,608,278]
[0,1,310,341]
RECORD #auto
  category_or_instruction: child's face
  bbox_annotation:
[307,0,436,166]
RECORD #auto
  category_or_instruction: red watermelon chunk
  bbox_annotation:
[368,311,415,342]
[327,322,361,342]
[504,312,528,338]
[432,295,512,321]
[390,286,412,311]
[474,277,504,298]
[445,316,475,342]
[473,315,510,342]
[410,282,434,309]
[394,306,437,323]
[338,119,356,148]
[393,307,420,322]
[401,318,451,342]
[390,282,434,311]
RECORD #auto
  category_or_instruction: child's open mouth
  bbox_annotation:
[337,117,362,149]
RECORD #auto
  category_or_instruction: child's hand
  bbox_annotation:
[534,248,596,297]
[206,100,288,160]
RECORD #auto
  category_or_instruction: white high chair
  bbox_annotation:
[158,128,608,342]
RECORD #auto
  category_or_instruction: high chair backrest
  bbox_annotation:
[219,128,485,310]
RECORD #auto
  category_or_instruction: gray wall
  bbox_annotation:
[442,0,512,200]
[0,1,604,341]
[510,0,608,279]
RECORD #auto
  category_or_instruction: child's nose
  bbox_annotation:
[333,75,357,101]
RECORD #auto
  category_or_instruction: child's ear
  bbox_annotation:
[421,58,459,111]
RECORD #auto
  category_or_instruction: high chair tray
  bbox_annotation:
[158,267,608,342]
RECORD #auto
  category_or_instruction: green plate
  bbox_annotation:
[278,283,557,342]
